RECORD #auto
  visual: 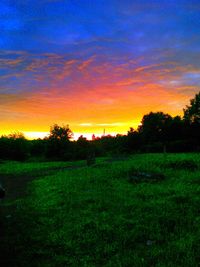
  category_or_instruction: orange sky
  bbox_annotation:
[1,1,200,139]
[0,66,193,140]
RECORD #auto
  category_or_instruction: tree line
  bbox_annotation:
[0,91,200,161]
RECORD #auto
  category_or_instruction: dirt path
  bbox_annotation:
[0,164,88,266]
[0,170,51,255]
[0,164,87,200]
[0,160,113,266]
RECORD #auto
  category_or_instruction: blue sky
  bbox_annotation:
[0,0,200,138]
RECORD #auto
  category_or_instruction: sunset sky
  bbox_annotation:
[1,0,200,139]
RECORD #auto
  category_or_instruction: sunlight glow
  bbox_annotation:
[0,1,199,139]
[23,131,49,140]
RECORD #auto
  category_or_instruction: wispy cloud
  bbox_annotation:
[1,1,200,135]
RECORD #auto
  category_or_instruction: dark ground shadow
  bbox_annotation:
[0,164,87,267]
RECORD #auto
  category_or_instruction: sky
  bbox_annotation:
[1,0,200,139]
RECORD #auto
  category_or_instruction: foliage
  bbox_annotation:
[76,135,89,157]
[138,111,173,143]
[183,91,200,123]
[0,132,29,161]
[0,91,200,161]
[45,124,74,160]
[48,124,73,141]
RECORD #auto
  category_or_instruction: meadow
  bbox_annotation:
[0,153,200,267]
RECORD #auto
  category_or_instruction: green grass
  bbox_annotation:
[1,153,200,266]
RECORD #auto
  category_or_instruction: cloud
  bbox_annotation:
[78,56,95,71]
[0,58,23,68]
[1,49,199,106]
[1,0,200,137]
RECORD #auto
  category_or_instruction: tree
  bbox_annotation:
[46,124,73,159]
[8,132,26,140]
[126,127,141,152]
[138,112,173,144]
[30,139,46,158]
[48,124,73,141]
[168,116,183,141]
[183,91,200,123]
[0,132,29,161]
[75,135,90,159]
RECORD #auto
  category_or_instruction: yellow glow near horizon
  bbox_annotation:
[0,83,190,140]
[23,131,49,140]
[0,120,141,140]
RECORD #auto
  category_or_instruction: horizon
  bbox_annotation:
[0,104,188,140]
[0,120,140,140]
[1,1,200,137]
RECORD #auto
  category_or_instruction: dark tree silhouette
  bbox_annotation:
[183,92,200,150]
[8,132,26,140]
[49,124,73,141]
[138,112,172,143]
[183,91,200,123]
[1,91,200,161]
[168,116,183,140]
[30,139,46,158]
[126,127,141,152]
[76,135,90,160]
[0,132,29,161]
[46,124,73,159]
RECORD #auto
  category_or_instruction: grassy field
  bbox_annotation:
[1,153,200,267]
